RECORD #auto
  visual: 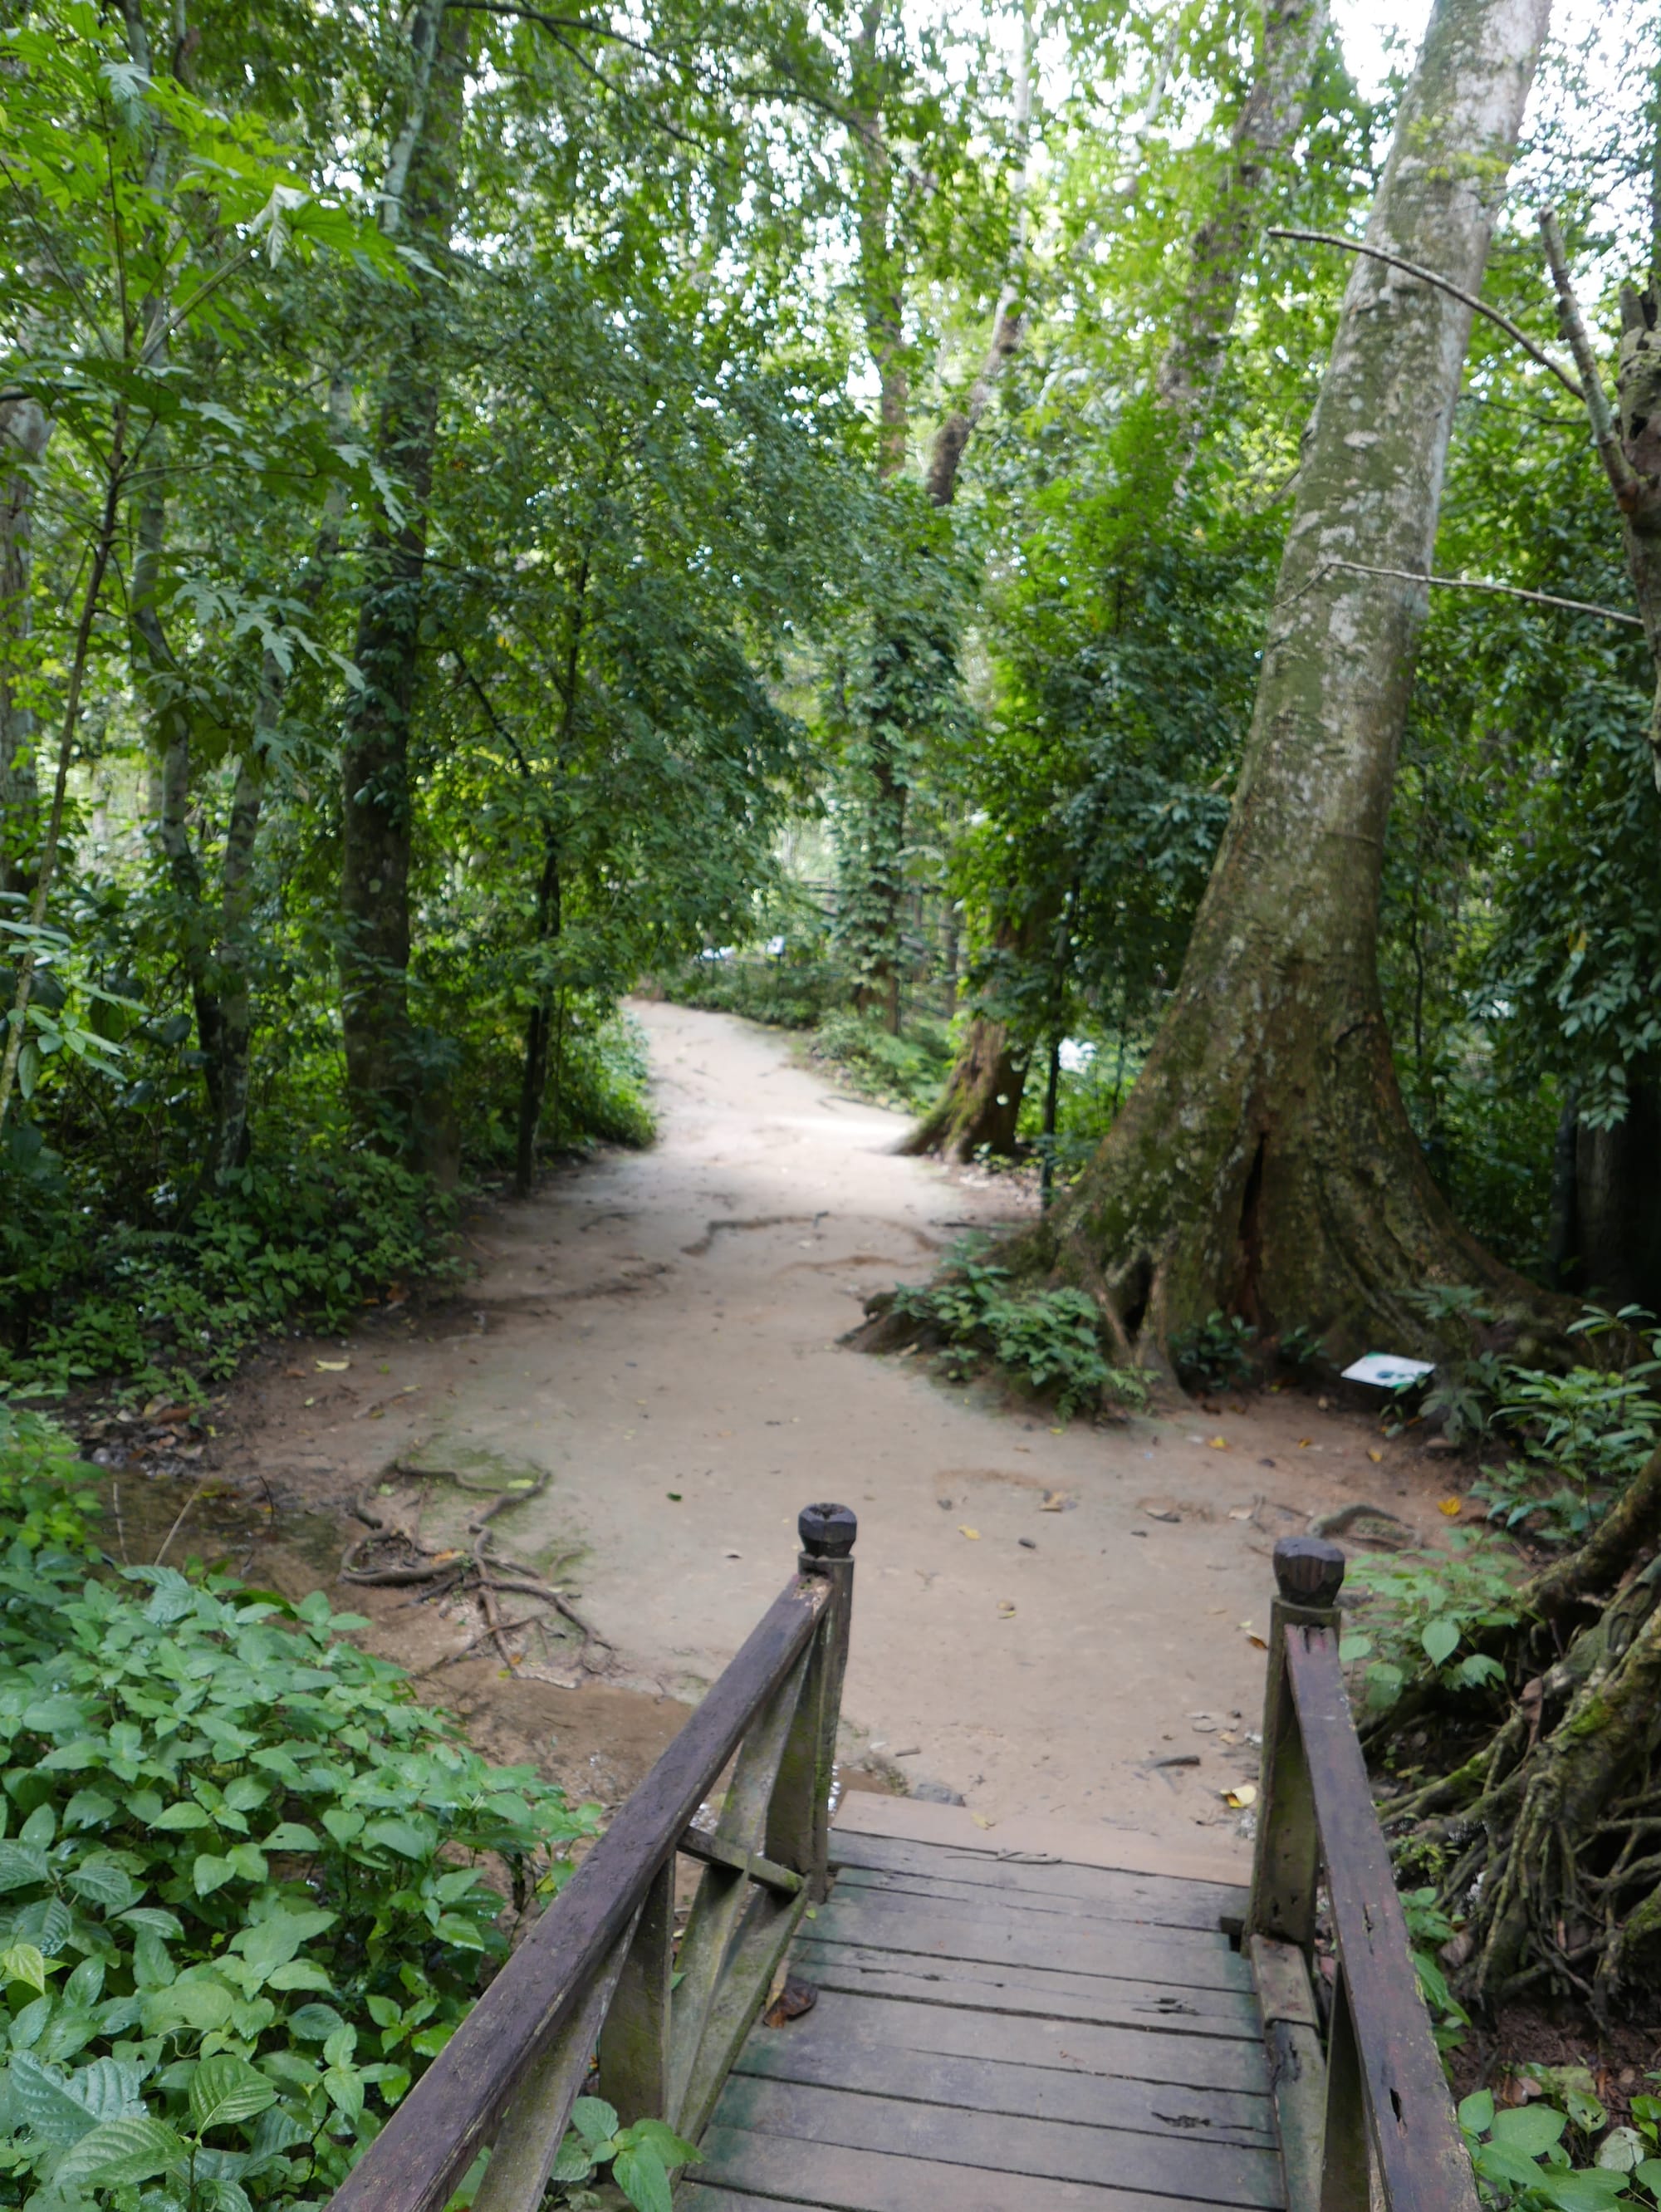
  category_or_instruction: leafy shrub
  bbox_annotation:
[549,1011,657,1152]
[808,1011,954,1116]
[889,1247,1149,1420]
[0,1505,598,2210]
[659,949,851,1032]
[1339,1535,1520,1709]
[1457,2086,1661,2212]
[0,1145,458,1401]
[1170,1310,1256,1393]
[553,2094,700,2210]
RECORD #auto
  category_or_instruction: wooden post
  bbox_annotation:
[596,1859,674,2126]
[1318,1963,1370,2212]
[767,1503,857,1901]
[1247,1535,1345,1950]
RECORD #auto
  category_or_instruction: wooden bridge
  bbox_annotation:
[330,1508,1477,2212]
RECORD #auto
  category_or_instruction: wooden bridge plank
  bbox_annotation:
[828,1833,1246,1925]
[733,2012,1276,2143]
[791,1940,1260,2036]
[740,1984,1271,2094]
[687,2126,1240,2212]
[807,1891,1252,1993]
[710,2075,1286,2206]
[831,1863,1237,1934]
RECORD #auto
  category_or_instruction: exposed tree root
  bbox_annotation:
[341,1464,611,1675]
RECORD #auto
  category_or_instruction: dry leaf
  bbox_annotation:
[959,1526,980,1540]
[316,1359,350,1372]
[997,1601,1017,1618]
[282,1367,306,1380]
[1368,1449,1384,1463]
[1207,1435,1228,1450]
[971,1813,994,1829]
[1141,1499,1179,1523]
[1438,1496,1463,1518]
[1225,1783,1259,1809]
[1039,1491,1071,1512]
[1297,1437,1312,1449]
[1227,1506,1252,1521]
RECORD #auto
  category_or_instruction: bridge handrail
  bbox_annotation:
[1247,1535,1479,2212]
[327,1500,858,2212]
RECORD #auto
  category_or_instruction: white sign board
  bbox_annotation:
[1341,1353,1435,1389]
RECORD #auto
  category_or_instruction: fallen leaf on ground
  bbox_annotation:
[1438,1496,1463,1517]
[283,1367,306,1380]
[997,1601,1017,1618]
[667,1491,683,1502]
[959,1525,980,1539]
[1208,1436,1228,1450]
[1368,1449,1384,1463]
[1040,1492,1071,1512]
[762,1978,818,2028]
[1018,1537,1036,1550]
[1297,1437,1312,1448]
[1141,1499,1180,1523]
[1227,1506,1252,1520]
[1225,1783,1258,1808]
[971,1813,995,1829]
[316,1360,350,1372]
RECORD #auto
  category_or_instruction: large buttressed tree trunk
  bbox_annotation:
[1038,0,1554,1363]
[338,0,465,1150]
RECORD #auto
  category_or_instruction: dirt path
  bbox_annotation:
[226,999,1460,1844]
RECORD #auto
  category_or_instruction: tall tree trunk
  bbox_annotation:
[1032,0,1555,1365]
[1154,0,1330,473]
[0,392,50,903]
[338,0,465,1151]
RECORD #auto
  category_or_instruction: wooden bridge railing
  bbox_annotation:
[1247,1535,1480,2212]
[328,1500,857,2212]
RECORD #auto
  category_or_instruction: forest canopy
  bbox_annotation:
[0,0,1657,1396]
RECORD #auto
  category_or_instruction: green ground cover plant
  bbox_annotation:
[0,1425,600,2211]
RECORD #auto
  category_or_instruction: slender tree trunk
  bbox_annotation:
[1032,0,1556,1364]
[514,837,562,1197]
[1154,0,1330,473]
[0,392,50,902]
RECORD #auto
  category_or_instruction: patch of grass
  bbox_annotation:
[808,1010,954,1116]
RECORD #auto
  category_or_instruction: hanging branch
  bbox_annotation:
[1267,226,1585,400]
[1320,559,1641,626]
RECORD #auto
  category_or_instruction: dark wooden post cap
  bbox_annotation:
[1272,1534,1345,1607]
[800,1503,858,1557]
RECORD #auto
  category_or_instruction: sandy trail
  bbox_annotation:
[238,998,1458,1844]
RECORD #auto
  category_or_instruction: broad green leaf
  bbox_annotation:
[152,1802,213,1832]
[1,1943,50,1993]
[0,1842,50,1895]
[194,1853,238,1896]
[613,2138,673,2212]
[190,2053,278,2133]
[66,1855,140,1911]
[1492,2106,1569,2156]
[1420,1617,1460,1667]
[551,2132,598,2184]
[1597,2127,1644,2172]
[363,1817,429,1859]
[143,1975,236,2033]
[287,2002,345,2042]
[53,2112,188,2188]
[571,2096,621,2146]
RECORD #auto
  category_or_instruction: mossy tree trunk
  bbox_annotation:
[1033,0,1554,1364]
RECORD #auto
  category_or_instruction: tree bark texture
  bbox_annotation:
[338,0,464,1147]
[1039,0,1555,1363]
[1154,0,1330,471]
[0,392,49,901]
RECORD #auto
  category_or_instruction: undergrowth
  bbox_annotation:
[887,1243,1149,1420]
[0,1415,604,2212]
[806,1011,954,1116]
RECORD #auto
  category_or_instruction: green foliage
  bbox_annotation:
[0,1135,458,1400]
[890,1245,1149,1420]
[552,2096,700,2212]
[1339,1535,1520,1709]
[659,950,852,1034]
[1399,1888,1470,2052]
[0,1498,597,2210]
[809,1012,955,1116]
[1169,1310,1256,1393]
[1457,2086,1661,2212]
